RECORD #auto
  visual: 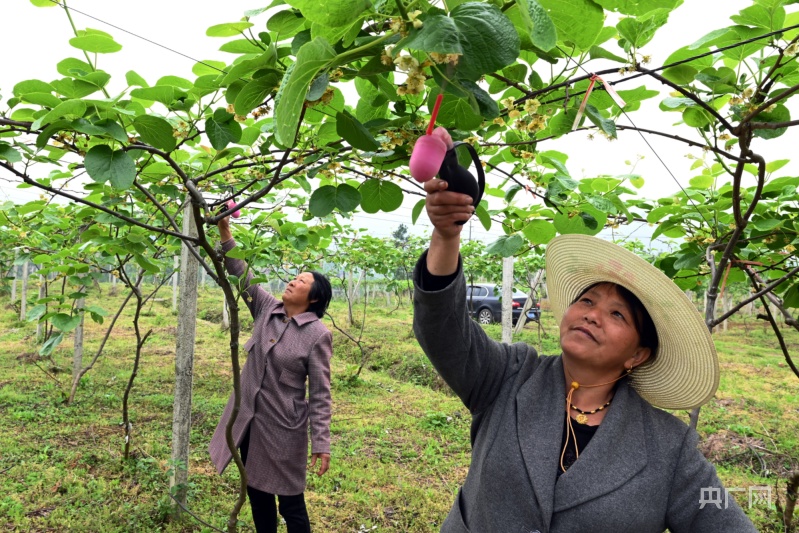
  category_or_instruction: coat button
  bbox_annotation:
[270,339,275,343]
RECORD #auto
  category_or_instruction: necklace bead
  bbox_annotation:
[569,397,612,416]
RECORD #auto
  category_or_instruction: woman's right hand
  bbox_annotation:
[217,214,233,243]
[424,178,474,239]
[424,178,474,276]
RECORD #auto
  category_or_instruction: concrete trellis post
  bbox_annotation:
[501,256,514,344]
[170,199,199,515]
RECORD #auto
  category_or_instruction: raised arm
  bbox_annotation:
[413,178,534,414]
[218,215,276,319]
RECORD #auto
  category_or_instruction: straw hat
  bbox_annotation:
[545,234,719,410]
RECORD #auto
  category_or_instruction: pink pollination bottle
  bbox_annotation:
[227,199,241,218]
[409,94,448,182]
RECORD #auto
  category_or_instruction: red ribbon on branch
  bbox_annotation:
[571,74,627,131]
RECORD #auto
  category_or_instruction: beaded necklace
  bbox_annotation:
[569,398,613,424]
[561,366,632,473]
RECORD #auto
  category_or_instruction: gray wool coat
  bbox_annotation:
[413,252,756,533]
[208,239,332,495]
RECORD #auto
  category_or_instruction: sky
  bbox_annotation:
[1,0,794,248]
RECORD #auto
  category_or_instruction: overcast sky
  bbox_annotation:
[1,0,793,246]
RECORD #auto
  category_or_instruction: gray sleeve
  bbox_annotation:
[412,250,535,415]
[665,427,757,532]
[221,238,277,319]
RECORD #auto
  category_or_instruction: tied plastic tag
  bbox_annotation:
[571,74,627,131]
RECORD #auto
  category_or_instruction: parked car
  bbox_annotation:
[466,283,540,325]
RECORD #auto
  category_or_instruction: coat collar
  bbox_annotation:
[516,357,648,528]
[269,303,319,327]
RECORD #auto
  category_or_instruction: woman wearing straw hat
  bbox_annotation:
[413,174,756,532]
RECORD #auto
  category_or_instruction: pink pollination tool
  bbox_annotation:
[227,199,242,218]
[409,93,448,182]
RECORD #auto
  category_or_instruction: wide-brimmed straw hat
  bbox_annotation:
[545,234,719,410]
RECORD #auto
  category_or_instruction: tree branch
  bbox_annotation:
[638,67,734,132]
[0,162,199,243]
[745,267,799,380]
[750,118,799,130]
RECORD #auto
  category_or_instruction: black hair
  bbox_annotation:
[573,283,659,363]
[307,271,332,319]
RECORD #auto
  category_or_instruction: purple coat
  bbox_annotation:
[208,239,332,495]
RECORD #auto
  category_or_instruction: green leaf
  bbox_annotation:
[84,305,108,317]
[30,0,58,7]
[553,207,605,235]
[93,119,128,143]
[316,121,340,146]
[782,283,799,309]
[126,70,148,87]
[219,39,263,55]
[753,104,790,140]
[683,106,713,128]
[50,78,101,99]
[0,144,22,163]
[537,0,604,51]
[307,73,330,101]
[206,109,243,150]
[274,38,337,146]
[26,304,48,322]
[31,99,87,130]
[395,15,462,55]
[84,145,137,190]
[397,3,520,80]
[206,22,254,37]
[336,111,380,151]
[584,105,617,138]
[475,203,491,230]
[522,219,556,245]
[661,44,714,84]
[309,184,362,217]
[616,9,669,52]
[130,86,181,105]
[51,313,81,333]
[134,254,161,274]
[359,179,403,213]
[56,57,93,77]
[752,218,784,231]
[234,75,280,115]
[674,252,704,270]
[461,80,500,119]
[589,45,627,63]
[284,0,370,28]
[731,4,785,31]
[411,199,426,225]
[133,115,177,151]
[514,0,558,51]
[267,10,306,35]
[225,248,246,260]
[428,90,483,130]
[765,159,789,173]
[69,35,123,54]
[20,92,60,108]
[486,234,524,257]
[689,174,714,189]
[13,79,55,97]
[354,77,389,123]
[592,0,681,16]
[39,332,64,357]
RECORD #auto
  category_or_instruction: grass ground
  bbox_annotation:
[0,282,797,532]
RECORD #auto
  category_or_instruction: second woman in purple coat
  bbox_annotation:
[208,215,333,533]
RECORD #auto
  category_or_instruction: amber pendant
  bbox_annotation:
[576,413,588,424]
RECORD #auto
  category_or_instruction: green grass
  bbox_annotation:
[0,284,797,531]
